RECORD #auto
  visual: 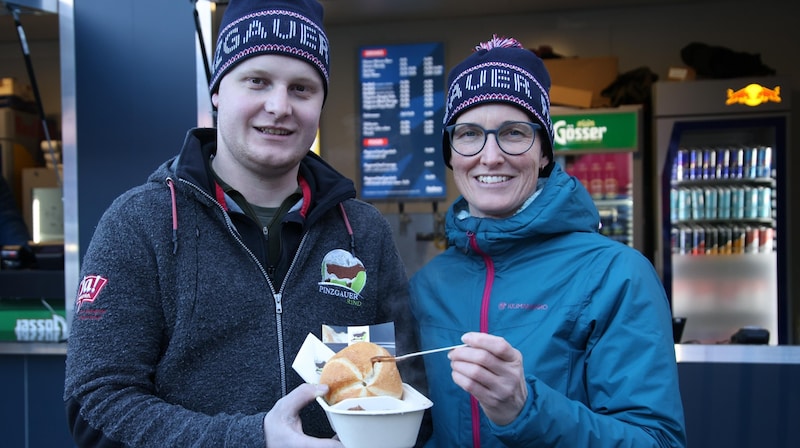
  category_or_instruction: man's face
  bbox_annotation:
[212,54,325,180]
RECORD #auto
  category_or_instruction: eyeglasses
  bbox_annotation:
[445,121,541,157]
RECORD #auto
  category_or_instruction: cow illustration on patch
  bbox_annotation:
[319,249,367,295]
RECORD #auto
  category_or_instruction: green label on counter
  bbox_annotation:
[552,111,638,151]
[0,300,68,342]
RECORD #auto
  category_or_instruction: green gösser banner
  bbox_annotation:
[552,110,638,152]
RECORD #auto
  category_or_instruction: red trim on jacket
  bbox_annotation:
[467,231,496,448]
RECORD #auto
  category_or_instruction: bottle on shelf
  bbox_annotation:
[589,161,604,200]
[603,160,618,199]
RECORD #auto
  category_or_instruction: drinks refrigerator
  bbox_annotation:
[552,105,651,256]
[653,77,791,345]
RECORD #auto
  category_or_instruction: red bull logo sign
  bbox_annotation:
[726,83,781,107]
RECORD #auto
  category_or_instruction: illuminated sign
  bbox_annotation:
[552,110,638,152]
[725,83,781,107]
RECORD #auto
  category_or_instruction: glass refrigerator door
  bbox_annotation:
[551,105,647,255]
[660,117,786,344]
[560,152,634,247]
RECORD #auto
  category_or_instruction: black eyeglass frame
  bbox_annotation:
[445,121,542,157]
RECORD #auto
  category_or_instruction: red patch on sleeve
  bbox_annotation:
[76,275,109,312]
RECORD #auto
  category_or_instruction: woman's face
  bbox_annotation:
[450,103,550,219]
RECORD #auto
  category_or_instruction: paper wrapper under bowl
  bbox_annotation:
[316,383,432,448]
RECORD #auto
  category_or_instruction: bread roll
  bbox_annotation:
[319,341,403,405]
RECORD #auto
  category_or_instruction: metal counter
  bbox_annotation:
[4,341,800,362]
[675,343,800,364]
[676,343,800,447]
[0,341,67,355]
[2,342,799,448]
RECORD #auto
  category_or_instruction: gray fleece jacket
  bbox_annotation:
[64,128,427,447]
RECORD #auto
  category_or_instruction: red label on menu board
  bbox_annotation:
[363,138,389,147]
[362,48,388,58]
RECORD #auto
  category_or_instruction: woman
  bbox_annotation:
[409,35,686,447]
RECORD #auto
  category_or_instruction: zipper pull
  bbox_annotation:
[274,293,283,314]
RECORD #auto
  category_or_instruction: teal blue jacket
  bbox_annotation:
[410,163,686,447]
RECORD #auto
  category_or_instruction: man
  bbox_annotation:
[64,1,425,446]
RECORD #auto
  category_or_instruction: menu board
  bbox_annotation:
[359,43,447,201]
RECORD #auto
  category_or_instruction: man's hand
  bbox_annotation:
[263,383,344,447]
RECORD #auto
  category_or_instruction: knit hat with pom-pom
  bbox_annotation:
[443,35,553,170]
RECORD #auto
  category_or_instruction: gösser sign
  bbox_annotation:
[553,110,639,152]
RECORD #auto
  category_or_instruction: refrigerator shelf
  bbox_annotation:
[671,218,773,225]
[594,198,633,208]
[671,178,774,188]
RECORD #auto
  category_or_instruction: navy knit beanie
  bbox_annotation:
[209,0,330,99]
[443,35,553,171]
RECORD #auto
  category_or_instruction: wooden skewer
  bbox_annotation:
[371,343,467,363]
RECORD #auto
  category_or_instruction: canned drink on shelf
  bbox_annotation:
[717,147,730,179]
[677,188,688,221]
[719,225,732,255]
[692,226,705,256]
[688,149,697,179]
[670,188,677,222]
[731,226,746,254]
[757,146,772,178]
[758,186,772,219]
[674,149,688,181]
[732,147,744,178]
[745,226,759,253]
[677,226,692,255]
[690,188,704,220]
[671,227,679,254]
[758,226,774,253]
[744,186,759,219]
[704,187,718,219]
[718,187,731,219]
[599,212,611,236]
[731,187,745,219]
[743,147,758,178]
[705,225,718,255]
[703,147,715,179]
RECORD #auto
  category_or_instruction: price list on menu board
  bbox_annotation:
[359,42,447,201]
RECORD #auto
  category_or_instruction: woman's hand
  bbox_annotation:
[448,332,528,426]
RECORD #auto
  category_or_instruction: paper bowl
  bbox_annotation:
[316,383,432,448]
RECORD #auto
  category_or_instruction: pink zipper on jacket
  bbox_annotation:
[468,231,495,448]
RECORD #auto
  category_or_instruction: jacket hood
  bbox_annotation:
[150,128,356,220]
[446,163,600,254]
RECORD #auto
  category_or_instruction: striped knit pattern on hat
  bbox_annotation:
[209,0,330,98]
[442,35,553,168]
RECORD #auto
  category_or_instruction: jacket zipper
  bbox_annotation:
[267,232,310,394]
[468,231,495,448]
[263,225,277,279]
[179,178,291,395]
